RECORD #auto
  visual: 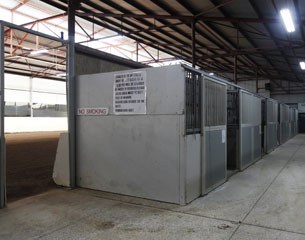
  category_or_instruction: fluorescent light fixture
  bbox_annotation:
[30,49,48,55]
[209,72,214,76]
[300,61,305,70]
[280,9,295,33]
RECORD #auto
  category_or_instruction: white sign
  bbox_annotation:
[222,129,226,143]
[77,108,109,116]
[113,71,146,114]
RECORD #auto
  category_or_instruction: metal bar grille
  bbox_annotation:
[227,90,239,126]
[185,69,201,134]
[205,79,226,126]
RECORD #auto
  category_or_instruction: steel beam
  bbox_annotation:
[256,69,258,93]
[191,20,196,67]
[199,44,305,60]
[21,13,67,27]
[76,12,192,21]
[67,0,76,188]
[75,12,305,25]
[0,22,5,208]
[234,56,237,83]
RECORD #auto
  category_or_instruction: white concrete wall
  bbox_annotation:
[5,117,68,133]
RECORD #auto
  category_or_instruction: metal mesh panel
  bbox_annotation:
[185,69,202,134]
[290,108,295,122]
[280,105,289,123]
[204,79,226,126]
[241,92,261,125]
[267,100,278,123]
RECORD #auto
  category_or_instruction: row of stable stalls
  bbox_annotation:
[226,81,298,172]
[75,64,297,205]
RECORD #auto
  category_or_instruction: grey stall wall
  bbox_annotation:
[75,45,147,76]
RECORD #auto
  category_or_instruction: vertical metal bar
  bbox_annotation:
[30,77,33,117]
[256,69,258,93]
[191,20,196,68]
[234,56,237,84]
[0,22,6,208]
[10,29,13,55]
[136,41,138,62]
[68,0,76,188]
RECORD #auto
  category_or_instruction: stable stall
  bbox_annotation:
[264,98,279,153]
[279,103,290,144]
[295,109,299,135]
[226,88,240,172]
[75,65,228,205]
[289,107,295,138]
[202,74,227,194]
[240,90,262,170]
[226,88,262,171]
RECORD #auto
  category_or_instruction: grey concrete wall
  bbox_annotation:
[75,45,147,76]
[238,79,270,98]
[271,94,305,104]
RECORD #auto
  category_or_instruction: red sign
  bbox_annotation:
[77,108,109,116]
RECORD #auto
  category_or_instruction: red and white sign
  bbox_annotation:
[77,108,109,116]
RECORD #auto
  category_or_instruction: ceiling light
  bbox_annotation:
[300,61,305,70]
[30,49,48,55]
[209,72,214,76]
[280,9,295,33]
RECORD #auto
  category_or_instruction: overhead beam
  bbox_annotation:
[75,12,305,25]
[195,0,236,18]
[21,13,67,27]
[199,43,305,60]
[76,12,192,21]
[248,0,304,88]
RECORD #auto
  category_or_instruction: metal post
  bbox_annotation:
[0,22,6,208]
[30,77,33,117]
[68,0,76,188]
[136,41,138,62]
[234,55,237,84]
[256,69,258,93]
[191,20,196,68]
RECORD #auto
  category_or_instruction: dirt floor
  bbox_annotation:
[6,132,61,202]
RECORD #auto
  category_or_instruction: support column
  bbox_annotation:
[191,20,196,68]
[68,0,77,188]
[256,69,258,93]
[0,22,6,208]
[136,41,138,62]
[234,56,237,84]
[30,77,33,117]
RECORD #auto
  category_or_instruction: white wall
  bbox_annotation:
[4,74,67,133]
[5,117,68,133]
[5,74,66,104]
